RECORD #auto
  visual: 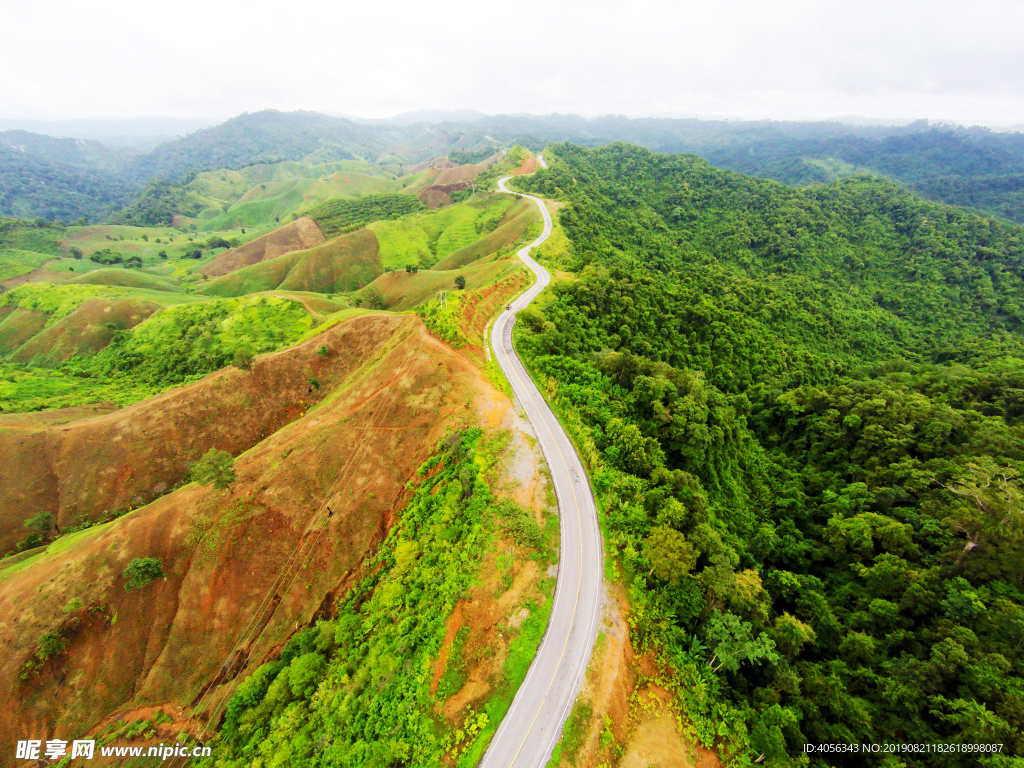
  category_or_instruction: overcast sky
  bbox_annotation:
[4,0,1023,127]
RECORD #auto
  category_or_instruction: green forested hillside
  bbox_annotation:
[515,144,1024,765]
[697,128,1024,223]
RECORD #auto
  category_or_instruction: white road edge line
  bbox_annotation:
[478,160,603,768]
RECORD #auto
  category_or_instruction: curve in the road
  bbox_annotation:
[480,168,603,768]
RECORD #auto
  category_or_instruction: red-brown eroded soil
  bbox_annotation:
[0,313,400,553]
[433,164,483,186]
[0,311,504,749]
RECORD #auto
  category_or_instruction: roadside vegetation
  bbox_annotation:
[203,428,557,768]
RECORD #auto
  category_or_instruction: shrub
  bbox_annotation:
[360,286,386,310]
[190,448,236,490]
[23,512,55,533]
[123,557,164,590]
[89,248,123,265]
[232,348,254,370]
[494,500,545,548]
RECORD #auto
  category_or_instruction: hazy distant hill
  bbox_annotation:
[4,109,1024,223]
[126,110,415,180]
[475,115,1024,221]
[0,116,214,149]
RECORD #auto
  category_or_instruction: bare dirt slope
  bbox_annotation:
[199,217,326,277]
[0,310,389,553]
[0,310,507,748]
[434,164,484,186]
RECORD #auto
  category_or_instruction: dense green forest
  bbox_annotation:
[0,141,133,222]
[515,144,1024,766]
[697,128,1024,223]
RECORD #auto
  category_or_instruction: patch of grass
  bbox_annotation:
[370,194,514,270]
[528,205,572,269]
[486,355,513,399]
[62,597,83,613]
[70,268,180,292]
[0,249,57,280]
[548,700,593,766]
[436,625,471,701]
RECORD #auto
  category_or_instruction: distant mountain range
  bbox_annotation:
[3,109,1024,223]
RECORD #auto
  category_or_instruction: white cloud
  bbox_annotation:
[3,0,1022,126]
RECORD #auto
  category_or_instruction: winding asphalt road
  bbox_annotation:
[480,167,603,767]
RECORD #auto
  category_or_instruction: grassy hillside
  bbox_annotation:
[370,194,515,270]
[70,267,179,291]
[9,298,161,367]
[279,229,382,293]
[432,198,539,270]
[200,217,325,277]
[201,229,382,297]
[514,143,1024,765]
[366,257,522,311]
[0,249,56,280]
